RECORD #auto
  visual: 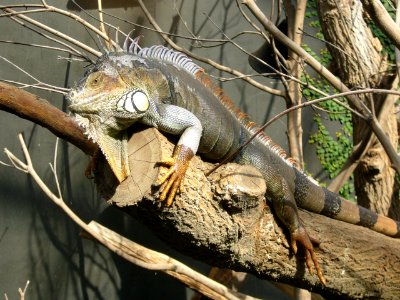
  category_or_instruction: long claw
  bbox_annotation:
[304,251,313,275]
[291,227,326,285]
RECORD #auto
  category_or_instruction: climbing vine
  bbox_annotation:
[303,0,395,199]
[303,1,354,199]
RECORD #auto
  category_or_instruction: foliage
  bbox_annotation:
[366,0,396,61]
[303,0,396,199]
[304,1,354,199]
[303,72,355,199]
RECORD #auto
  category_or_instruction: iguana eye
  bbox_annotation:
[86,72,103,89]
[117,90,149,113]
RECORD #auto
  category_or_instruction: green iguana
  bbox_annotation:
[68,36,400,285]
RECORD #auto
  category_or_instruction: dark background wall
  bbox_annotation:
[0,0,322,299]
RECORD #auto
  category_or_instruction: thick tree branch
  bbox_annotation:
[361,0,400,51]
[0,82,96,155]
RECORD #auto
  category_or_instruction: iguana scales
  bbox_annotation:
[68,36,400,285]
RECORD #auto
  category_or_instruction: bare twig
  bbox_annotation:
[283,0,308,168]
[3,280,30,300]
[137,0,285,97]
[0,79,66,94]
[87,9,241,44]
[18,280,30,300]
[2,7,101,57]
[0,39,84,57]
[0,8,49,17]
[0,56,69,94]
[6,15,90,61]
[204,14,281,78]
[97,0,106,36]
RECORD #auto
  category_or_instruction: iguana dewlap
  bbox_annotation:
[68,37,400,285]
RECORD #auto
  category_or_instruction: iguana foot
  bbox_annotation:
[155,145,194,206]
[291,227,326,285]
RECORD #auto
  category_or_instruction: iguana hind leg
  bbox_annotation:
[291,225,326,285]
[269,176,326,285]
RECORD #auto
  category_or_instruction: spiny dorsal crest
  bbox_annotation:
[120,34,203,76]
[119,34,298,169]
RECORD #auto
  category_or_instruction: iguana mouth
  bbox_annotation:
[68,92,108,111]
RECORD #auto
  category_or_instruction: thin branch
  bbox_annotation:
[0,8,48,17]
[210,73,280,81]
[97,0,106,36]
[102,10,257,45]
[137,0,285,97]
[36,3,116,49]
[283,0,308,168]
[18,280,30,300]
[0,39,83,57]
[0,56,69,94]
[0,79,67,94]
[2,8,93,61]
[173,0,197,39]
[0,4,44,9]
[205,14,281,79]
[2,7,101,57]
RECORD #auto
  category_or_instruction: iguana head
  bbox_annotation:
[67,52,160,182]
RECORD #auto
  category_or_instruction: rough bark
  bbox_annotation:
[317,0,399,219]
[94,126,400,299]
[284,0,307,168]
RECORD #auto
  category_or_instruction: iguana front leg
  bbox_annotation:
[156,144,194,206]
[142,102,202,205]
[269,176,326,285]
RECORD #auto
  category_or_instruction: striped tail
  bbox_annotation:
[323,187,400,237]
[295,169,400,237]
